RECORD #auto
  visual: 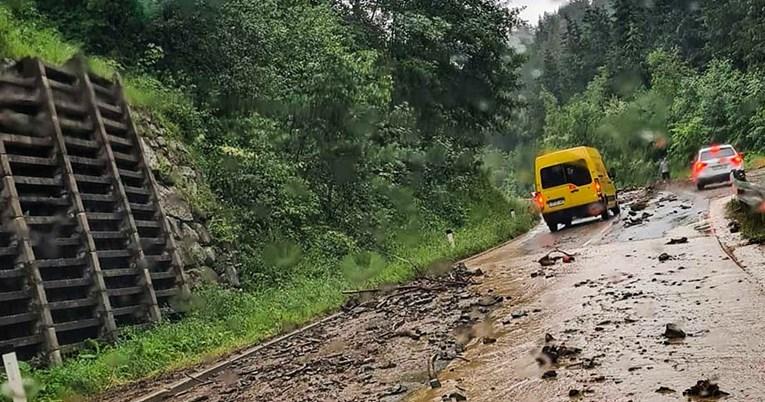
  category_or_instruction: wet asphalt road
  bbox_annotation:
[410,182,765,401]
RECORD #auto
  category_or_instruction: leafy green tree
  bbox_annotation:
[34,0,148,60]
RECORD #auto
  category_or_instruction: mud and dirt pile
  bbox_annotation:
[104,263,510,402]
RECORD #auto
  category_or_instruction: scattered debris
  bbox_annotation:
[683,380,729,398]
[382,384,408,396]
[510,310,528,319]
[631,200,648,211]
[542,370,557,379]
[666,237,688,245]
[656,386,675,394]
[428,354,441,389]
[537,344,582,365]
[545,333,555,343]
[477,295,503,307]
[538,248,577,267]
[482,337,497,345]
[445,391,467,401]
[582,357,599,369]
[623,217,644,228]
[728,220,741,233]
[568,389,581,397]
[393,328,423,341]
[663,323,686,339]
[658,253,673,262]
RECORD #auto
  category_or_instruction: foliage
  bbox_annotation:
[522,1,765,186]
[727,200,765,244]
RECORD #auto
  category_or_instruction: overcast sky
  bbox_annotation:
[512,0,570,25]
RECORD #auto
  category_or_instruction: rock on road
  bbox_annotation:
[110,181,765,402]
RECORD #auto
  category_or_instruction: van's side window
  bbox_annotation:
[541,159,592,188]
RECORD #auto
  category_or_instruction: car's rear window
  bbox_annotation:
[700,147,736,160]
[540,159,592,189]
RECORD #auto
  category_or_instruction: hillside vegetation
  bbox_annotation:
[0,1,535,400]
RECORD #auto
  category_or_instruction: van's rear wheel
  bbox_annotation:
[611,203,621,216]
[600,198,610,221]
[562,216,573,228]
[545,219,559,232]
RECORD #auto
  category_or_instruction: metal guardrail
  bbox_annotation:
[732,170,765,209]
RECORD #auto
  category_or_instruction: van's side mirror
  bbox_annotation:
[608,169,616,179]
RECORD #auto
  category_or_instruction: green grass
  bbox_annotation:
[745,153,765,171]
[0,5,191,123]
[25,199,536,401]
[726,199,765,243]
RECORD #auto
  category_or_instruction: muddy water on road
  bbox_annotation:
[412,187,765,401]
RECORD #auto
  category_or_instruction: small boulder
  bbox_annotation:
[683,380,729,398]
[542,370,557,379]
[656,386,675,394]
[663,323,686,339]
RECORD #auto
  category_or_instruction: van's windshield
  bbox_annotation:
[540,159,592,189]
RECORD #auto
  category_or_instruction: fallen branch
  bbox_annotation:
[284,364,308,377]
[427,353,441,389]
[422,276,471,287]
[427,354,438,380]
[342,285,424,295]
[184,373,211,386]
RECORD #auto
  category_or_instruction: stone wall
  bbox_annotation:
[135,114,240,287]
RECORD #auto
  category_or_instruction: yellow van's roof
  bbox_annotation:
[536,146,599,167]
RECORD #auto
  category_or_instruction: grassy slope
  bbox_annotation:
[726,165,765,244]
[726,200,765,243]
[1,7,538,401]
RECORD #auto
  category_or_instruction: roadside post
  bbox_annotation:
[2,352,27,402]
[445,229,455,248]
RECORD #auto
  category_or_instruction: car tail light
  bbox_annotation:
[593,178,602,195]
[693,161,707,174]
[568,184,577,191]
[532,192,545,210]
[730,153,743,165]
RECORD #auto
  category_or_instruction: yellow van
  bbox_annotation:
[533,146,619,232]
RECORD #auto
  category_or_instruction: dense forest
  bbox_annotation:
[518,0,765,186]
[2,0,765,399]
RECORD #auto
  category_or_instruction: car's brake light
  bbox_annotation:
[532,192,545,210]
[693,161,707,174]
[730,153,743,165]
[593,178,602,195]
